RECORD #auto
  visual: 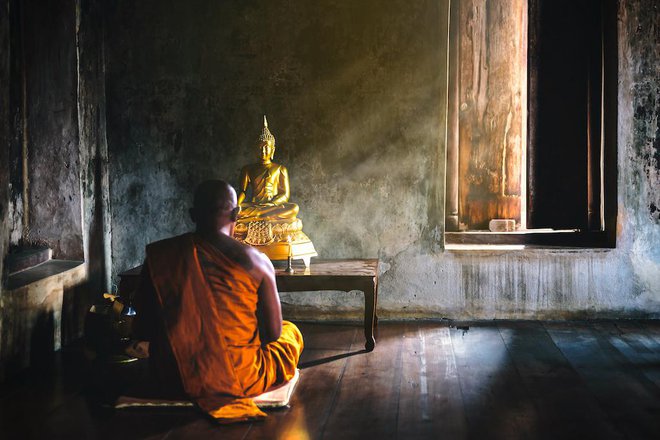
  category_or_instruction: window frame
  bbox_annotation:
[444,0,618,249]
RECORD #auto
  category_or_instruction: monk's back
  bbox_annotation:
[194,235,261,347]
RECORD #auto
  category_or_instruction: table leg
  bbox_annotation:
[363,279,377,351]
[374,277,379,328]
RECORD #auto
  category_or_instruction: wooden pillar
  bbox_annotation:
[456,0,527,230]
[445,0,460,231]
[0,0,10,287]
[587,0,603,231]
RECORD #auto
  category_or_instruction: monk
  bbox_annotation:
[130,179,304,423]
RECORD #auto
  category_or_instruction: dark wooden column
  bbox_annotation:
[586,2,604,231]
[445,0,460,232]
[0,0,10,284]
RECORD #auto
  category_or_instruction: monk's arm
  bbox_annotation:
[255,255,283,344]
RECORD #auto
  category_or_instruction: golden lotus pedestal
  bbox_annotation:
[234,219,317,267]
[250,234,317,267]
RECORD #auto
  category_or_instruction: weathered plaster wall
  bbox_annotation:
[1,262,86,379]
[1,0,107,379]
[23,0,83,259]
[619,0,660,308]
[5,0,22,248]
[1,0,11,356]
[77,0,112,294]
[104,0,659,319]
[105,0,448,280]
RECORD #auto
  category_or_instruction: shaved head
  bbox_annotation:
[193,180,236,211]
[190,180,239,236]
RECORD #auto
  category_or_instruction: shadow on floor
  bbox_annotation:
[299,349,367,368]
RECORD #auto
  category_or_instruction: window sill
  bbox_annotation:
[444,230,615,249]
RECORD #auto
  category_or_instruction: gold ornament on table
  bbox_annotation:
[285,235,295,274]
[234,116,317,267]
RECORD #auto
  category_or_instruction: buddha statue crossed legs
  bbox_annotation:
[234,117,317,266]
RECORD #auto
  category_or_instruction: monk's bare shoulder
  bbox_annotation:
[244,245,274,281]
[203,234,249,268]
[200,232,274,282]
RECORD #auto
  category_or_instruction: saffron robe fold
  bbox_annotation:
[136,233,303,423]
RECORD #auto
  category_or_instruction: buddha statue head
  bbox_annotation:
[258,115,276,163]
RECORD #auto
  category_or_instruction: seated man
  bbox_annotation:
[130,179,304,423]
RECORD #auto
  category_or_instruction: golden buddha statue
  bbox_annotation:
[234,116,317,266]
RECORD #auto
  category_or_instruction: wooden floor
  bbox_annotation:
[1,321,659,439]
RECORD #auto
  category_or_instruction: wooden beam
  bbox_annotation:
[457,0,527,230]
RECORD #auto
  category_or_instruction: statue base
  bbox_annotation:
[234,221,317,267]
[253,233,317,267]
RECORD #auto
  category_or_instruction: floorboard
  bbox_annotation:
[397,322,467,439]
[545,321,660,439]
[1,321,659,439]
[500,321,622,439]
[592,321,660,389]
[320,324,404,440]
[450,323,540,440]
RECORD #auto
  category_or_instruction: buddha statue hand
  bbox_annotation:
[238,201,299,222]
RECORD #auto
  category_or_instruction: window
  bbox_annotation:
[444,0,617,248]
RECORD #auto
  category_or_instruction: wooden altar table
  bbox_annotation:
[118,258,379,351]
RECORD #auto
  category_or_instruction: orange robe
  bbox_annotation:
[133,233,303,423]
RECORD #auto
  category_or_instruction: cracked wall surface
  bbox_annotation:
[102,0,659,319]
[0,0,110,379]
[619,0,660,312]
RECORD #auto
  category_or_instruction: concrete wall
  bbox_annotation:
[22,0,83,259]
[0,0,652,322]
[0,0,107,378]
[1,262,86,379]
[77,0,112,295]
[104,0,448,283]
[103,0,659,320]
[618,0,660,312]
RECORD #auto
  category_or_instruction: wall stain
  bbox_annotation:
[87,0,660,319]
